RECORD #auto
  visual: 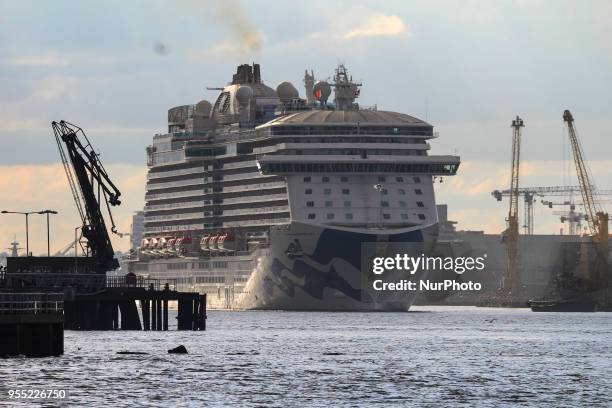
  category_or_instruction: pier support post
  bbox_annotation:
[151,300,157,331]
[156,298,162,331]
[141,300,150,331]
[112,302,119,330]
[163,300,168,331]
[177,298,187,330]
[198,294,207,331]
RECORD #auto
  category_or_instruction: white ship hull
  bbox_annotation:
[136,221,438,310]
[237,221,438,310]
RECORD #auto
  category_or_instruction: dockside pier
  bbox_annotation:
[64,275,206,331]
[0,292,64,357]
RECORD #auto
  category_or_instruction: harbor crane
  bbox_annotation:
[53,120,122,274]
[504,116,524,292]
[563,110,608,243]
[563,109,609,287]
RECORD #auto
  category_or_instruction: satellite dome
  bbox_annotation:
[276,81,299,100]
[195,100,212,116]
[235,85,253,106]
[313,80,331,102]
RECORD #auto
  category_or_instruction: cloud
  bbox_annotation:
[343,14,409,39]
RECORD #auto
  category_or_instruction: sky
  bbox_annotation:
[1,0,612,254]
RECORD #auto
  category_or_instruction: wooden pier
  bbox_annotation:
[63,275,206,331]
[0,292,64,357]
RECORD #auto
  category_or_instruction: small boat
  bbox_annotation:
[528,296,597,312]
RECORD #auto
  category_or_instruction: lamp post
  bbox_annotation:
[38,210,58,256]
[1,210,38,256]
[1,209,58,256]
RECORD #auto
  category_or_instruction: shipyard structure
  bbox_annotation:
[130,63,460,310]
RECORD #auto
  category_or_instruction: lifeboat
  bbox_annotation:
[209,234,220,252]
[157,237,168,256]
[200,235,211,253]
[149,237,160,257]
[140,238,150,255]
[173,237,183,255]
[165,237,177,255]
[217,233,228,253]
[176,236,193,256]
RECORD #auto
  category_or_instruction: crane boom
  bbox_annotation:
[505,116,524,291]
[563,110,608,243]
[52,120,121,273]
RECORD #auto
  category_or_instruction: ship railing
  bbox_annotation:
[0,292,64,315]
[106,275,177,291]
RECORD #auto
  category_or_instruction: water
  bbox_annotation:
[1,306,611,407]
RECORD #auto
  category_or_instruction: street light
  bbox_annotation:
[38,210,58,257]
[1,210,37,256]
[1,209,58,256]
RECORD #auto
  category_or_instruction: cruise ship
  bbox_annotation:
[130,63,460,310]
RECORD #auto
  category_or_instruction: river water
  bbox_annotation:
[1,306,611,407]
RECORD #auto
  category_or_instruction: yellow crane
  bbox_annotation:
[563,110,608,286]
[504,116,524,292]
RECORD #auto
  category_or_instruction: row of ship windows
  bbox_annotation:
[305,188,423,195]
[307,213,427,221]
[306,201,425,208]
[303,176,421,183]
[195,276,226,284]
[175,276,226,284]
[166,261,229,270]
